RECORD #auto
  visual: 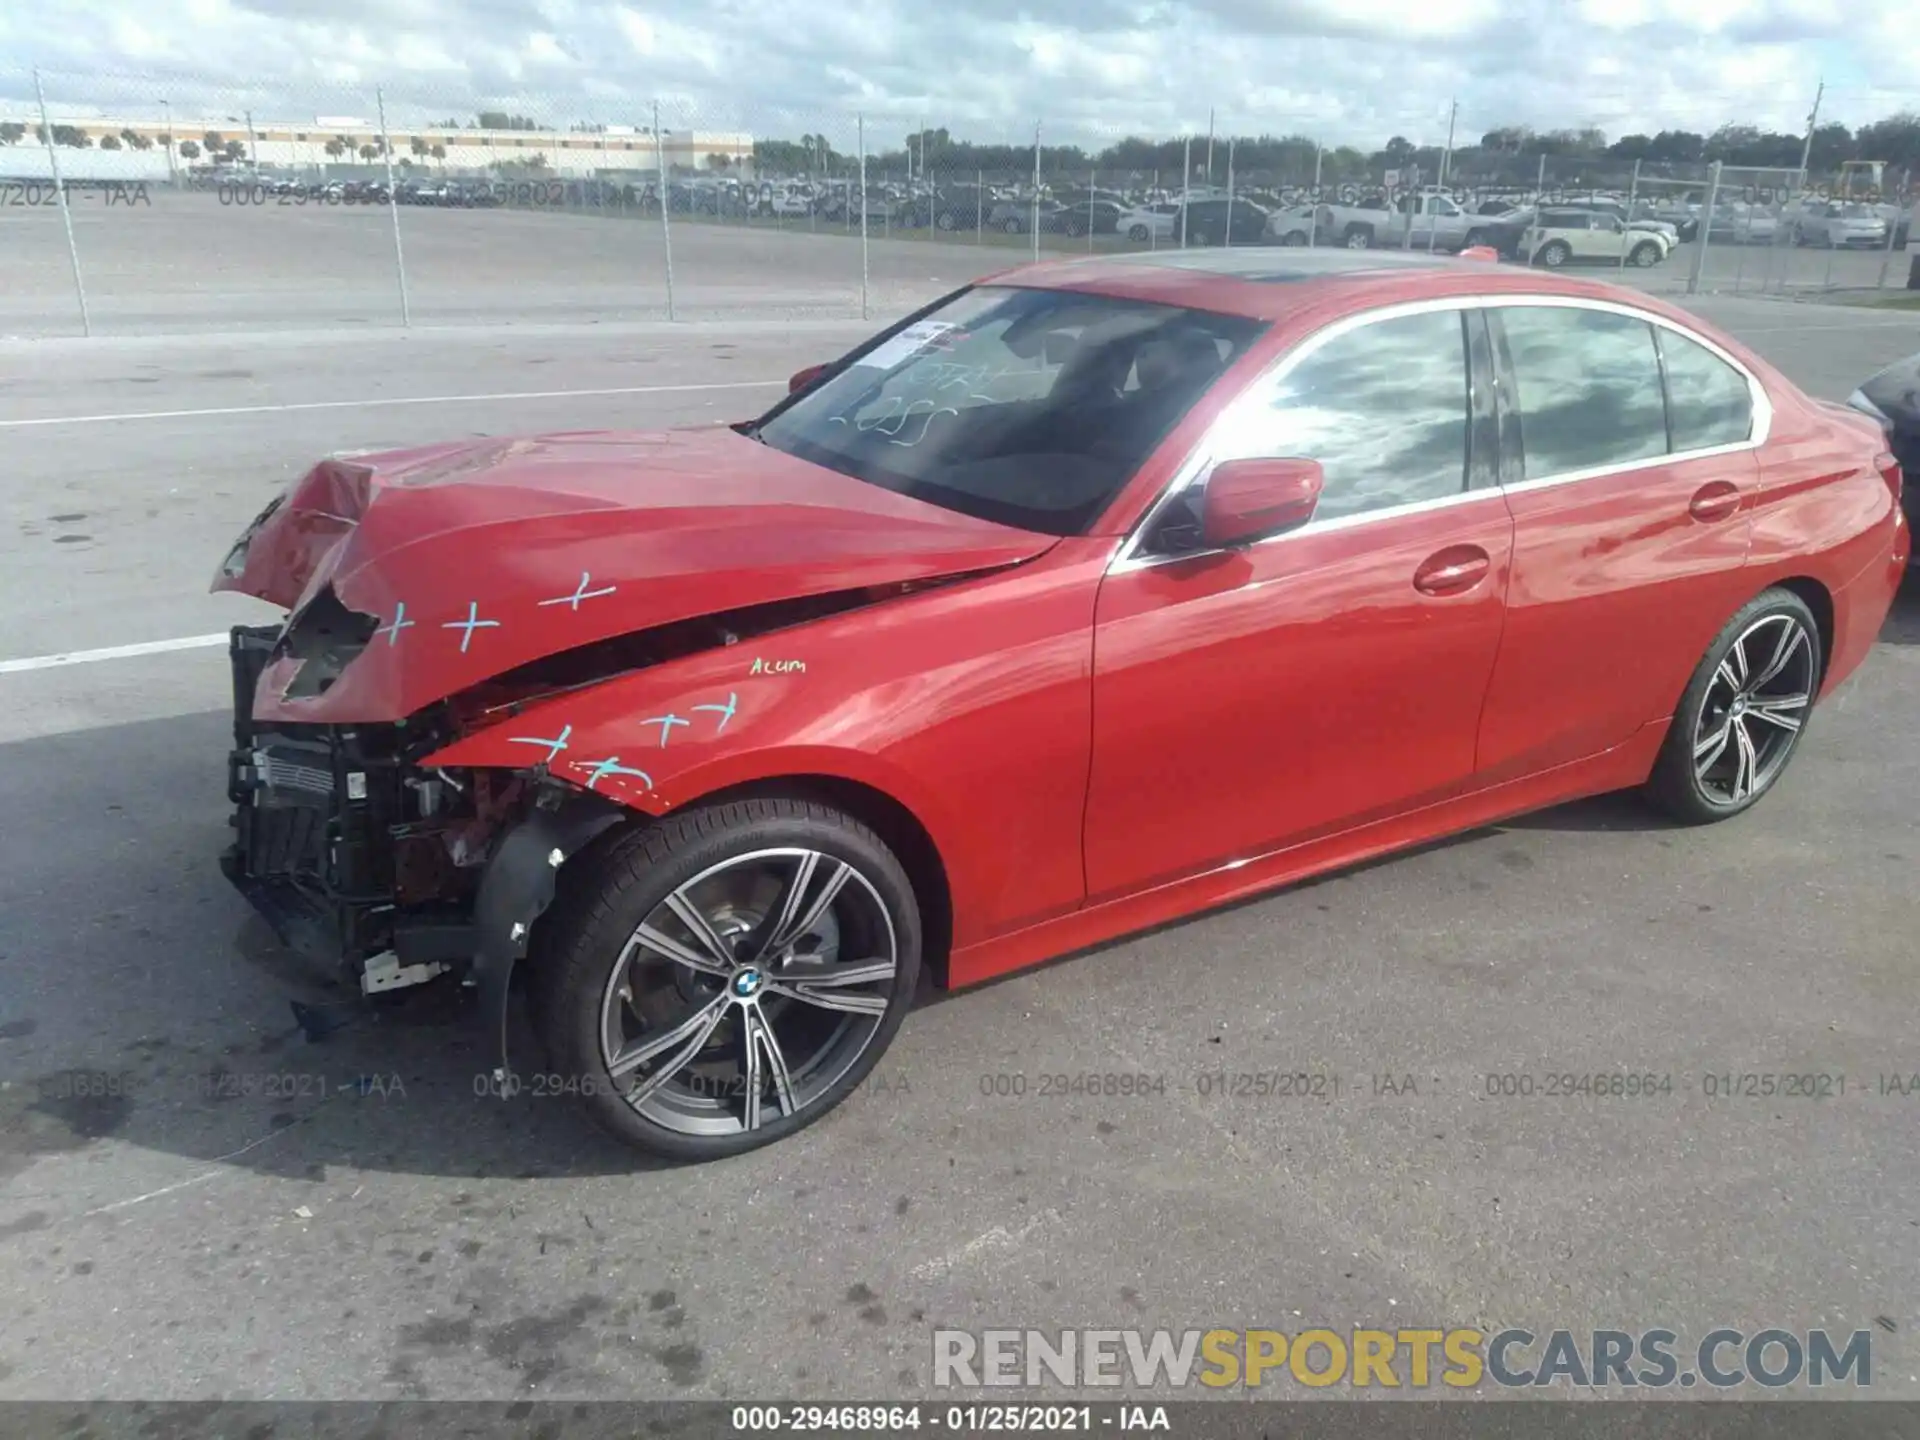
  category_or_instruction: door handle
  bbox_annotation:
[1412,545,1492,596]
[1689,481,1742,523]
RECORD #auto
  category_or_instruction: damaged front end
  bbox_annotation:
[224,623,526,991]
[212,424,1061,1048]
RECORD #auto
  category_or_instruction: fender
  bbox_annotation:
[471,784,629,1082]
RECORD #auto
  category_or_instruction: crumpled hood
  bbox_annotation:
[214,426,1057,723]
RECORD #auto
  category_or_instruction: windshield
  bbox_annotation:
[754,286,1265,534]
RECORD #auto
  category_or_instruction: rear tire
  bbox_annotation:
[1127,223,1150,242]
[531,797,922,1162]
[1630,240,1661,267]
[1537,240,1571,268]
[1644,589,1821,825]
[1343,224,1372,249]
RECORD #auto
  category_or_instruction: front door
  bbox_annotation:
[1083,305,1515,900]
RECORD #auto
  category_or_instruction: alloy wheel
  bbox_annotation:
[597,847,898,1137]
[1691,613,1815,806]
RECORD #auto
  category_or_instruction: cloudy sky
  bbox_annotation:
[1,0,1914,150]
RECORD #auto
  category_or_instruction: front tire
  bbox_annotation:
[532,797,922,1161]
[1630,240,1661,267]
[1127,223,1150,242]
[1343,224,1372,249]
[1644,589,1821,825]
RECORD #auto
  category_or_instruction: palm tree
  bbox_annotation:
[324,138,345,160]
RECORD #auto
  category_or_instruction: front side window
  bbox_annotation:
[1199,308,1471,526]
[754,286,1263,535]
[1498,306,1667,478]
[1658,327,1754,450]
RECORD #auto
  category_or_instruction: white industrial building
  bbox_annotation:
[0,115,755,179]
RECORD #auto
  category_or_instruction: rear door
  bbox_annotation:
[1473,300,1762,784]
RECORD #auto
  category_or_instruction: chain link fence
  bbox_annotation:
[4,67,1917,337]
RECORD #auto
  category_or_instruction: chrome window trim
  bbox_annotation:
[1108,291,1772,577]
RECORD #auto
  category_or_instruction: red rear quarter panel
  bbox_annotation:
[426,542,1113,950]
[1744,389,1904,695]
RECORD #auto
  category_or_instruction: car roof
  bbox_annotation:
[983,247,1686,324]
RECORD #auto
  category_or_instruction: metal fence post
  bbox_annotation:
[1686,161,1722,295]
[1224,138,1235,249]
[1088,168,1096,252]
[654,103,676,320]
[1310,145,1322,246]
[1535,152,1546,201]
[976,167,983,244]
[1618,159,1641,274]
[1180,137,1191,248]
[374,88,411,327]
[1030,122,1041,262]
[858,114,870,320]
[34,70,91,337]
[1878,190,1902,290]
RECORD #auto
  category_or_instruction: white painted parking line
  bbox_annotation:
[0,378,786,429]
[0,633,230,674]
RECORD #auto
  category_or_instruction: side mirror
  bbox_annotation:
[788,362,831,394]
[1201,457,1324,548]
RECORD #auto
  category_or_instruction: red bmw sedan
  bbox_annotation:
[214,248,1909,1160]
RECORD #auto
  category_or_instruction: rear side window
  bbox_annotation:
[1498,306,1667,478]
[1658,328,1753,450]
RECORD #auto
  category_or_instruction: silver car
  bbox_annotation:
[1790,200,1890,249]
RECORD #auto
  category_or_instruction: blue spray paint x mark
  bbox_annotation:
[692,693,739,734]
[538,572,618,610]
[442,601,501,653]
[376,602,414,645]
[641,713,691,747]
[506,724,573,765]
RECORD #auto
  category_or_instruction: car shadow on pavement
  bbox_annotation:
[0,708,664,1186]
[1879,572,1920,646]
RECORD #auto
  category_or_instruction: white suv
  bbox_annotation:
[1520,208,1671,268]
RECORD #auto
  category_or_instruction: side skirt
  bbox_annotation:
[947,721,1670,989]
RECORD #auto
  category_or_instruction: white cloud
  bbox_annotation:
[0,0,1909,148]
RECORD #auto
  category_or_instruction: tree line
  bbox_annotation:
[752,115,1920,182]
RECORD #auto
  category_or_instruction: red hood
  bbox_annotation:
[215,426,1056,723]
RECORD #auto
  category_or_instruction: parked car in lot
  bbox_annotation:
[1787,200,1890,249]
[1119,202,1179,243]
[1520,208,1671,268]
[1469,206,1537,258]
[1704,204,1780,245]
[1044,199,1127,238]
[1849,349,1920,557]
[1317,191,1483,251]
[1174,197,1270,245]
[1267,204,1320,246]
[211,248,1907,1160]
